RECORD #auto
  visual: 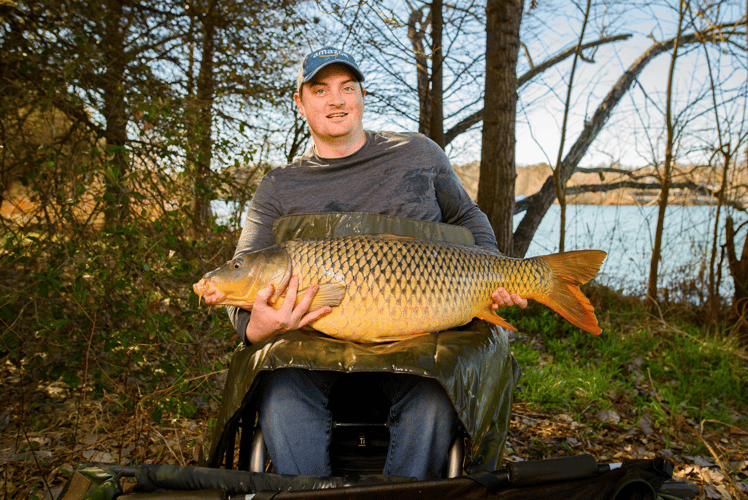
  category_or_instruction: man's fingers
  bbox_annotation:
[298,306,332,328]
[491,287,527,309]
[255,283,275,305]
[278,276,300,313]
[280,277,319,326]
[512,293,528,309]
[296,283,320,309]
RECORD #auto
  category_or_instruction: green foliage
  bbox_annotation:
[0,203,238,424]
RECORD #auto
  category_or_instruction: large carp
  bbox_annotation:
[193,234,607,342]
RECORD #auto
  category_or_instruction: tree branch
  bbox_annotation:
[444,33,632,145]
[513,21,745,256]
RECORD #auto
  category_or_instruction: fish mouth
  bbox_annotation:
[192,279,226,305]
[192,280,207,296]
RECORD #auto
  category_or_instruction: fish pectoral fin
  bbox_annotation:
[477,310,518,331]
[302,283,347,310]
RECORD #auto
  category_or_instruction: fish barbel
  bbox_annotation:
[193,234,607,342]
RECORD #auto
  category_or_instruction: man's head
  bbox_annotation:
[294,47,367,157]
[296,47,365,97]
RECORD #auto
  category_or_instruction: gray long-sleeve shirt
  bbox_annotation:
[227,130,499,339]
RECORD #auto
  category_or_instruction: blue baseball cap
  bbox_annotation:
[296,47,365,94]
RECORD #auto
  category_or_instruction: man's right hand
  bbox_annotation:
[245,275,332,343]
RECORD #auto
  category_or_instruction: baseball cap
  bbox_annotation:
[296,47,365,94]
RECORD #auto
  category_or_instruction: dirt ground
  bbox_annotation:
[2,370,746,499]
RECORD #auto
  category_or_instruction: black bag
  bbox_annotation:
[59,455,697,500]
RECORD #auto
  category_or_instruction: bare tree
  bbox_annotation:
[553,0,591,253]
[695,2,748,332]
[319,0,488,146]
[180,0,307,232]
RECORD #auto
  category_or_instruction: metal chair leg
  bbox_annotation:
[446,435,465,478]
[249,428,267,473]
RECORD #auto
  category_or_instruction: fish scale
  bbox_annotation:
[193,234,607,342]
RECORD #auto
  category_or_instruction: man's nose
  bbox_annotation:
[328,89,344,106]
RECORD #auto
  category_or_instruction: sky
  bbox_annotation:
[304,0,747,170]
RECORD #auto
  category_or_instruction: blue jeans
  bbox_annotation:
[257,368,458,480]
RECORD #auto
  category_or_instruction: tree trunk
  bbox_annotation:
[102,0,129,229]
[647,0,684,306]
[191,0,217,233]
[554,0,591,253]
[479,0,522,256]
[725,216,748,340]
[430,0,445,149]
[708,151,730,328]
[408,6,431,137]
[702,23,732,330]
[185,13,199,207]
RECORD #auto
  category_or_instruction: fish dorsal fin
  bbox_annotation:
[373,233,419,241]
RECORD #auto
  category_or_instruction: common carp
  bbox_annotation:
[193,234,607,342]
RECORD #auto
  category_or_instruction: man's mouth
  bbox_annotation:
[327,112,347,118]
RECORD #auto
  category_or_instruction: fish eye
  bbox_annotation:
[233,258,243,269]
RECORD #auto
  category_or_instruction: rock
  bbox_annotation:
[595,410,621,426]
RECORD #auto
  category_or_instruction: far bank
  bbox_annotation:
[454,162,740,206]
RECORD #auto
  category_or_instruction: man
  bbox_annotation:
[217,47,526,480]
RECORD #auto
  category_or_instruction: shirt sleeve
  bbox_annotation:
[429,141,499,250]
[226,176,283,344]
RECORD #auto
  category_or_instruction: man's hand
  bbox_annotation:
[245,276,332,343]
[491,287,528,310]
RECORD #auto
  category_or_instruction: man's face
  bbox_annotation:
[294,64,365,148]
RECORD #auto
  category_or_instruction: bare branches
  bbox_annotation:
[444,33,633,146]
[513,19,746,256]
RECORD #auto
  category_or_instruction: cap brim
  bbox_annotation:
[302,61,365,84]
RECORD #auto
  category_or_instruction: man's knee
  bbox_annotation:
[386,376,456,428]
[259,369,336,406]
[415,379,457,430]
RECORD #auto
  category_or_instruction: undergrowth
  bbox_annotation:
[3,217,747,498]
[1,214,240,428]
[503,286,748,435]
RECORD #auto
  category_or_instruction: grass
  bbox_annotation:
[502,293,748,429]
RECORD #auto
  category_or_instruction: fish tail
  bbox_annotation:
[535,250,607,335]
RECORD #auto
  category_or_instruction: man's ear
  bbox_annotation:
[293,93,305,116]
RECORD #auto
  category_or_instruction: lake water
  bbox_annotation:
[520,204,745,301]
[213,201,745,302]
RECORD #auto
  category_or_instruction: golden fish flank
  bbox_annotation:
[193,234,607,342]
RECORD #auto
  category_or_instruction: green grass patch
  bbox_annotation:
[503,296,748,427]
